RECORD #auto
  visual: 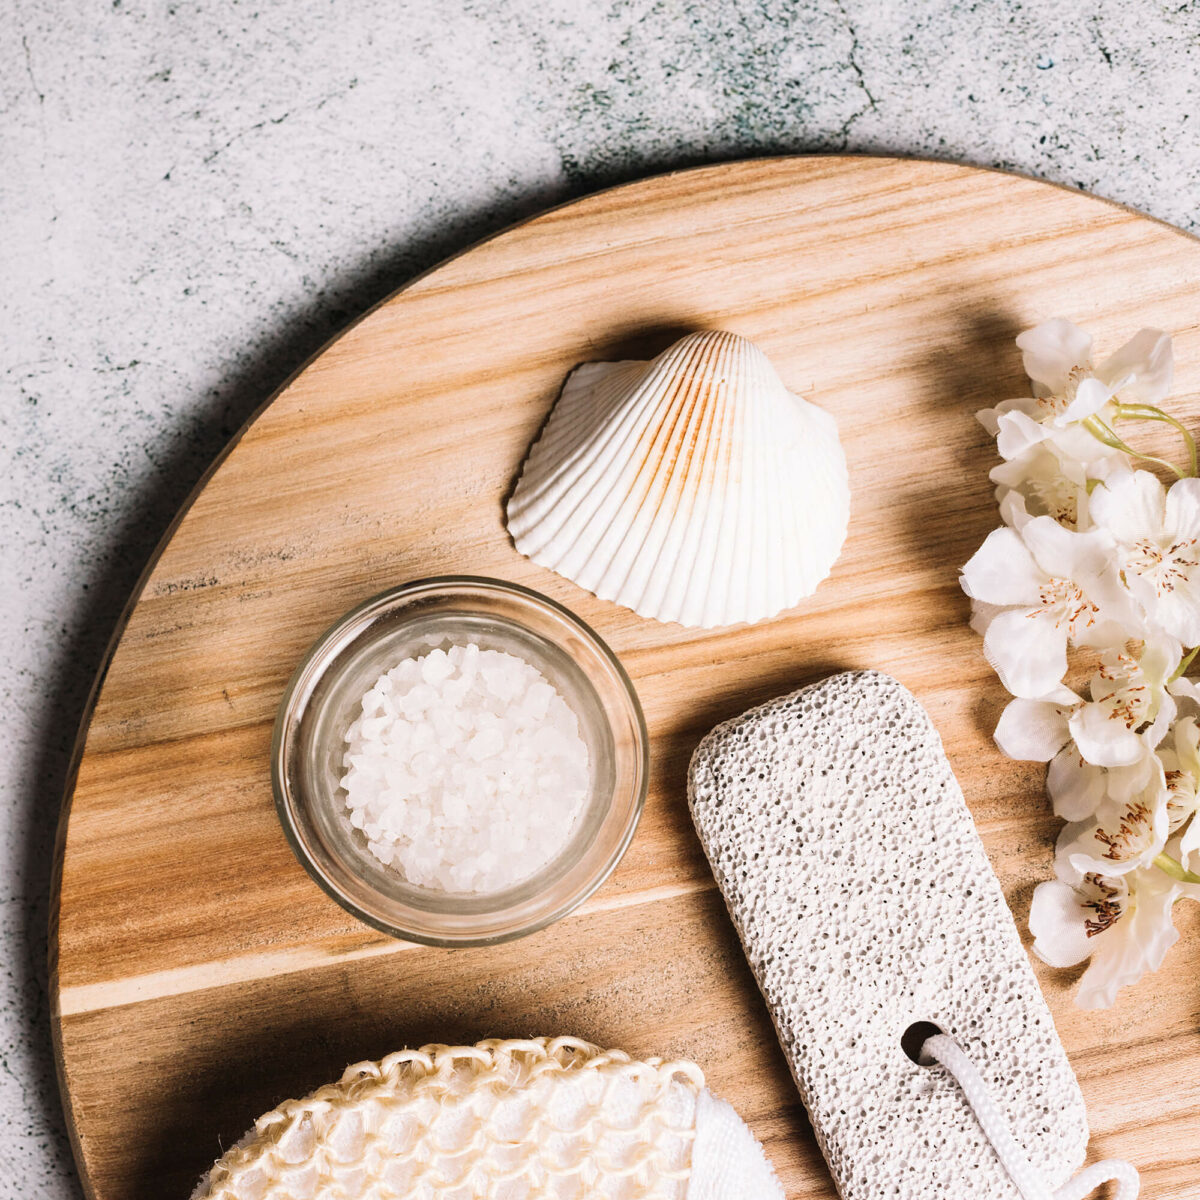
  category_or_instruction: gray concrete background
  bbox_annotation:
[3,1,1197,1193]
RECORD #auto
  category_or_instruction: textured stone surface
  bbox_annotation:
[2,1,1197,1193]
[688,671,1089,1198]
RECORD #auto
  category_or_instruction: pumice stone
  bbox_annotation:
[688,670,1089,1200]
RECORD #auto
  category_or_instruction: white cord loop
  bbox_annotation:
[920,1034,1139,1200]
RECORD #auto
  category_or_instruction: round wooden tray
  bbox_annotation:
[52,157,1200,1200]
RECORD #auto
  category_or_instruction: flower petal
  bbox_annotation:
[982,608,1069,699]
[1048,746,1106,820]
[1182,817,1200,858]
[1029,879,1093,968]
[994,698,1072,761]
[1069,702,1150,767]
[1047,418,1125,470]
[1106,755,1161,797]
[968,598,1007,638]
[1140,636,1184,684]
[1017,319,1093,395]
[1075,615,1145,650]
[995,409,1051,462]
[997,488,1035,532]
[1164,476,1200,541]
[1142,688,1178,755]
[961,527,1043,606]
[1096,328,1173,404]
[1173,715,1200,776]
[1152,590,1200,649]
[1089,469,1167,547]
[978,396,1037,437]
[1019,516,1114,584]
[1169,675,1200,705]
[1059,376,1112,424]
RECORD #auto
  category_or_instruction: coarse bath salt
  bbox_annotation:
[339,643,590,893]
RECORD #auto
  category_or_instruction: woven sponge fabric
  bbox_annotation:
[193,1036,783,1200]
[687,670,1088,1200]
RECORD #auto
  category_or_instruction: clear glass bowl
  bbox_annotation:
[272,576,648,947]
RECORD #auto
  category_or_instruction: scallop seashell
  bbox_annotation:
[193,1037,784,1200]
[507,330,850,628]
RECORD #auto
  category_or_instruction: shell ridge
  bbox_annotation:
[698,351,751,626]
[508,363,645,537]
[570,334,740,601]
[511,362,674,563]
[786,391,851,591]
[711,336,770,623]
[726,350,764,622]
[553,357,704,589]
[622,337,730,619]
[761,383,794,614]
[758,363,818,618]
[662,333,749,625]
[585,348,713,609]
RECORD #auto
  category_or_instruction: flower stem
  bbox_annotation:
[1113,403,1199,477]
[1154,851,1200,885]
[1170,646,1200,683]
[1082,415,1185,478]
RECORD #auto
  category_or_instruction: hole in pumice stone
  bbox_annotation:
[901,1021,945,1066]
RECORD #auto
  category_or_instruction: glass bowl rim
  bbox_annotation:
[271,574,650,947]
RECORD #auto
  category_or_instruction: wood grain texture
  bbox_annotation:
[51,157,1200,1200]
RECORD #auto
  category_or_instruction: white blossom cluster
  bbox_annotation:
[962,319,1200,1008]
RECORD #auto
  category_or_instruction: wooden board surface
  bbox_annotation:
[52,157,1200,1200]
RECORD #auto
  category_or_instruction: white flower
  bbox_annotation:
[993,640,1176,768]
[1047,751,1168,827]
[969,322,1198,1007]
[1090,468,1200,646]
[1070,641,1177,766]
[1030,861,1180,1008]
[1159,717,1200,856]
[1057,761,1170,876]
[990,442,1091,531]
[979,320,1173,469]
[960,517,1135,700]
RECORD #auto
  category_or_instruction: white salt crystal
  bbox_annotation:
[522,681,553,721]
[339,642,590,893]
[468,728,505,761]
[480,664,520,702]
[360,715,389,740]
[420,648,454,686]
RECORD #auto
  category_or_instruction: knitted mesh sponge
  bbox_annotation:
[192,1036,783,1200]
[687,670,1089,1200]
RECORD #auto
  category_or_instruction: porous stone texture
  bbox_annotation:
[4,3,1198,1193]
[688,671,1089,1199]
